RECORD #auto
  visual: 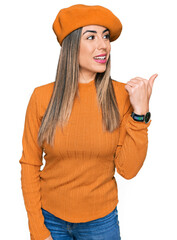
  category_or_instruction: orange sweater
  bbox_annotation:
[19,79,151,240]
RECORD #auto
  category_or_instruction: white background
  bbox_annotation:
[0,0,176,239]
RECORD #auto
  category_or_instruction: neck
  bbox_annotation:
[78,70,96,84]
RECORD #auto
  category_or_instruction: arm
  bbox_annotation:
[19,89,51,240]
[114,95,152,180]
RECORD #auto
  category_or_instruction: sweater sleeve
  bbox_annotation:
[114,94,152,180]
[19,89,51,240]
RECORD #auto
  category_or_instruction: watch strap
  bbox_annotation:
[131,112,144,122]
[131,111,151,124]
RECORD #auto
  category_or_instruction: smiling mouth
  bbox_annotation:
[93,56,107,63]
[93,55,107,60]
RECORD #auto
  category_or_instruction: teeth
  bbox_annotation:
[94,56,106,60]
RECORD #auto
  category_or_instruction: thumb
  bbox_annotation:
[148,73,158,88]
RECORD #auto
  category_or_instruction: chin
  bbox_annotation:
[95,67,107,73]
[91,64,106,71]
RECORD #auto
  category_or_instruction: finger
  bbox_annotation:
[127,81,137,87]
[131,77,148,84]
[125,84,132,94]
[132,77,145,80]
[128,79,140,83]
[132,77,149,85]
[149,73,158,88]
[129,78,148,86]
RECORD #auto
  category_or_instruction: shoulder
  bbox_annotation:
[32,81,55,117]
[33,81,55,104]
[34,81,55,97]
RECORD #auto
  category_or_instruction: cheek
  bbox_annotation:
[107,43,111,53]
[79,44,93,64]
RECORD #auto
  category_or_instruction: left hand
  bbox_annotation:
[125,73,158,115]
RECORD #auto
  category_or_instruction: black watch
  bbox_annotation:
[131,111,151,124]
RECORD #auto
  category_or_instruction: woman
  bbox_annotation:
[19,4,157,240]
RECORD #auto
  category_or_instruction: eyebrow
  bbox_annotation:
[83,28,109,35]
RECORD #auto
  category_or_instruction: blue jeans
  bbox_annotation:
[41,206,121,240]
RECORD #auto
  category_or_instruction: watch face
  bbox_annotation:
[145,112,151,123]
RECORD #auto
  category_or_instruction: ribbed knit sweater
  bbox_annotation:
[19,79,151,240]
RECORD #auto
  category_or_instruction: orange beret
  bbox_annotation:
[53,4,123,46]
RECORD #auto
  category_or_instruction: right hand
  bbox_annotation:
[45,234,53,240]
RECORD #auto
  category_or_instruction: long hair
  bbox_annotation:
[37,27,121,147]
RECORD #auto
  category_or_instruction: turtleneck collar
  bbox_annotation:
[78,79,95,89]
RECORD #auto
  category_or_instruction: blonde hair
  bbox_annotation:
[37,27,121,147]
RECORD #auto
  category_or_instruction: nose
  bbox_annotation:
[97,36,107,49]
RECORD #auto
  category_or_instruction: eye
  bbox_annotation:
[87,35,95,40]
[87,34,110,40]
[104,34,110,39]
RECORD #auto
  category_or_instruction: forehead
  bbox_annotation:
[82,25,108,32]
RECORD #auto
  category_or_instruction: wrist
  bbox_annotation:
[133,108,149,115]
[131,111,151,124]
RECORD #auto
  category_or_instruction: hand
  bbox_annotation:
[45,234,53,240]
[125,73,158,115]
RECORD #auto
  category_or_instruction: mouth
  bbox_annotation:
[93,54,107,64]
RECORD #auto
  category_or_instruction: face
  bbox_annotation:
[78,25,111,80]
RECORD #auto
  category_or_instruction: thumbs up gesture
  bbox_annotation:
[125,73,158,115]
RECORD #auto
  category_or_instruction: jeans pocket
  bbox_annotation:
[113,207,120,226]
[114,206,118,216]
